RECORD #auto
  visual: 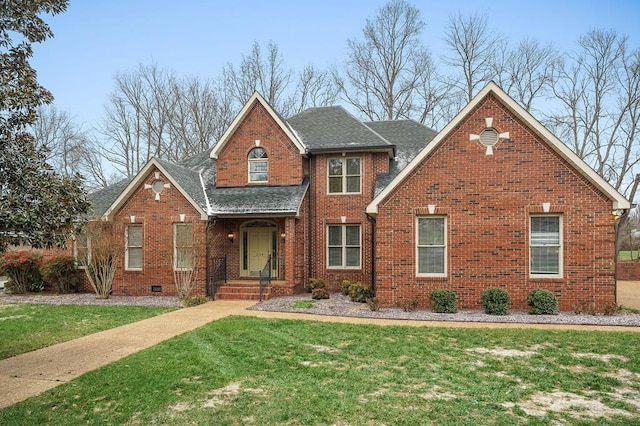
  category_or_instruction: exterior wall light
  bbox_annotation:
[227,232,234,243]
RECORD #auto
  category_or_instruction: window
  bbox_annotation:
[417,216,446,276]
[125,224,143,270]
[328,158,361,193]
[327,224,361,268]
[530,215,562,277]
[248,147,268,182]
[174,223,193,270]
[74,232,89,267]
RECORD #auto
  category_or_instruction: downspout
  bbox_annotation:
[366,212,376,296]
[206,217,216,298]
[308,154,314,281]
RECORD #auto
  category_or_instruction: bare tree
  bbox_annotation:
[82,221,118,299]
[443,12,503,103]
[290,64,340,115]
[492,39,559,113]
[338,0,439,123]
[547,30,640,199]
[223,41,294,115]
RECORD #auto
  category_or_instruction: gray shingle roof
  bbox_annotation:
[156,158,209,212]
[205,179,309,216]
[287,106,393,152]
[364,120,437,196]
[88,177,133,217]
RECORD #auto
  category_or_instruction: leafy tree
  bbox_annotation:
[0,0,90,250]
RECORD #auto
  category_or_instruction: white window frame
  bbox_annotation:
[173,223,194,271]
[530,214,563,278]
[416,216,447,277]
[74,232,90,269]
[248,147,268,183]
[327,224,361,269]
[327,157,361,194]
[125,224,143,271]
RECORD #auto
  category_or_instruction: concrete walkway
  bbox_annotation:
[1,299,639,410]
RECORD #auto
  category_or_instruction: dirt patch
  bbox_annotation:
[572,352,629,363]
[466,347,537,357]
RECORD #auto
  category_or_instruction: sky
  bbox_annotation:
[30,0,640,130]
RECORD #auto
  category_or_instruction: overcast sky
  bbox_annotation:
[31,0,640,128]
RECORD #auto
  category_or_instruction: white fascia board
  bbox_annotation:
[210,91,306,159]
[366,82,630,214]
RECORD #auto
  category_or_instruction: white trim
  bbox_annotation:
[173,222,194,271]
[366,82,630,216]
[210,91,306,159]
[416,215,447,277]
[326,224,362,269]
[327,157,362,195]
[529,214,563,278]
[124,223,143,271]
[102,159,208,221]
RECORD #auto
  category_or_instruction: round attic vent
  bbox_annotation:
[479,128,499,146]
[152,179,165,194]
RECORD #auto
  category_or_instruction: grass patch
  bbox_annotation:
[1,316,639,424]
[0,303,175,359]
[291,299,314,309]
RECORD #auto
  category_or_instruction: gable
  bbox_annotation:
[102,159,208,221]
[366,82,630,215]
[210,91,305,159]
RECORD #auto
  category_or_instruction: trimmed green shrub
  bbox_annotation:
[430,289,457,313]
[527,288,558,315]
[481,287,510,315]
[311,288,330,300]
[348,282,371,303]
[0,250,43,293]
[306,278,325,293]
[366,297,381,311]
[341,280,352,296]
[42,256,79,294]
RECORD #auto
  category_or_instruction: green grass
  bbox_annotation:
[1,316,639,425]
[0,303,175,359]
[291,299,315,309]
[618,250,639,261]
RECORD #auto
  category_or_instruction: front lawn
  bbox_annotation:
[0,303,175,359]
[2,316,639,425]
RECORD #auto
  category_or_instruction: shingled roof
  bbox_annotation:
[287,106,394,154]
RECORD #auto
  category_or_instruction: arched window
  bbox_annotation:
[248,147,268,182]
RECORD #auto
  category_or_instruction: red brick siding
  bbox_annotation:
[216,102,304,187]
[375,94,617,311]
[617,262,640,280]
[309,151,389,290]
[110,167,208,296]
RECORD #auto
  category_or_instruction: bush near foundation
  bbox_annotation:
[527,288,558,315]
[348,282,371,302]
[311,288,330,300]
[42,256,79,294]
[306,278,325,293]
[430,289,458,313]
[0,250,43,293]
[481,287,510,315]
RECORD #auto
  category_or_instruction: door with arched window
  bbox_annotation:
[240,221,278,277]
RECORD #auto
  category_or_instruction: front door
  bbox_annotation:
[248,227,272,275]
[241,221,278,277]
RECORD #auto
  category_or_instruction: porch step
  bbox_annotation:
[214,281,272,301]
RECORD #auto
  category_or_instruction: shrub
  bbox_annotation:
[430,289,457,313]
[306,278,325,293]
[311,288,330,300]
[0,251,43,293]
[181,295,206,307]
[348,282,371,303]
[481,287,510,315]
[42,256,79,294]
[397,297,420,312]
[573,300,597,315]
[526,288,558,315]
[602,301,622,316]
[341,280,352,296]
[366,297,381,311]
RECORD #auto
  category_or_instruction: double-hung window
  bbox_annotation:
[74,232,89,268]
[328,158,361,193]
[174,223,194,270]
[417,216,446,276]
[530,215,562,277]
[248,147,268,182]
[327,224,361,268]
[125,224,143,270]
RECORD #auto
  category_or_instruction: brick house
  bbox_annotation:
[81,82,628,309]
